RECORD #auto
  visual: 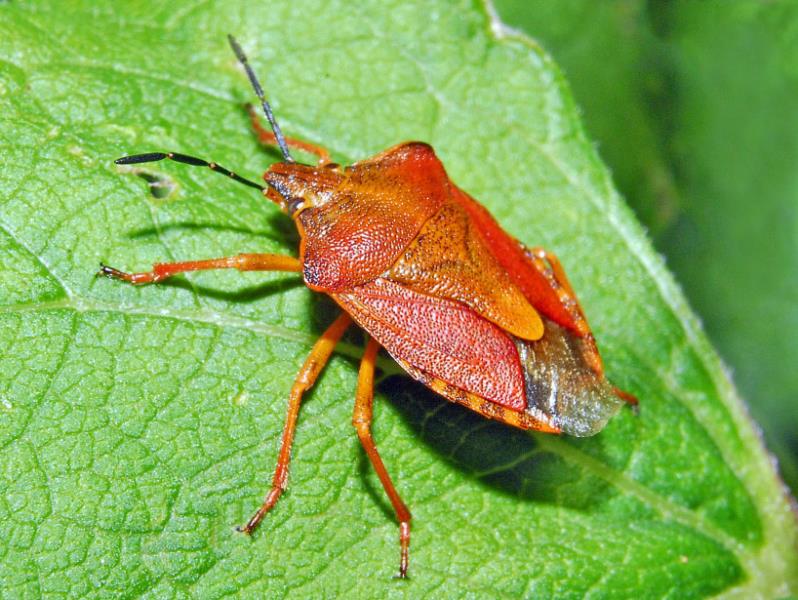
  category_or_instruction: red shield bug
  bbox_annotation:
[100,35,638,578]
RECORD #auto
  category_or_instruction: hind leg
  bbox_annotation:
[352,337,412,578]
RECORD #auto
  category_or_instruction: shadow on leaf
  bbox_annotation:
[144,275,304,303]
[373,375,617,513]
[125,220,293,246]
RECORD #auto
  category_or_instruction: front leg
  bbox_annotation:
[246,104,332,166]
[99,253,302,285]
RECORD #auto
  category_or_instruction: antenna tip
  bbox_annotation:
[227,34,244,60]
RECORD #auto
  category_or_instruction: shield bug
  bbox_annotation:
[100,35,638,578]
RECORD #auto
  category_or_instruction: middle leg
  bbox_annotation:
[240,312,353,533]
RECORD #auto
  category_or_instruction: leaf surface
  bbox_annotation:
[0,1,796,598]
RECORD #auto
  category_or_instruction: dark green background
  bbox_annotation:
[495,0,798,491]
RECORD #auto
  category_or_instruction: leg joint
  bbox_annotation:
[353,418,371,439]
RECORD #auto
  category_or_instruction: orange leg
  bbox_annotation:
[528,247,580,304]
[528,247,638,407]
[247,104,332,166]
[241,313,353,533]
[352,337,412,578]
[527,245,593,341]
[98,253,302,285]
[612,386,639,409]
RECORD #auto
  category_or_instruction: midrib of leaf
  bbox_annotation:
[483,4,797,595]
[0,219,68,300]
[0,297,379,371]
[536,436,741,552]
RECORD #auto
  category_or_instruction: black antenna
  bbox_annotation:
[115,152,265,192]
[228,34,294,163]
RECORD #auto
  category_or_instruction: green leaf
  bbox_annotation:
[492,0,798,493]
[490,0,680,236]
[1,1,795,597]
